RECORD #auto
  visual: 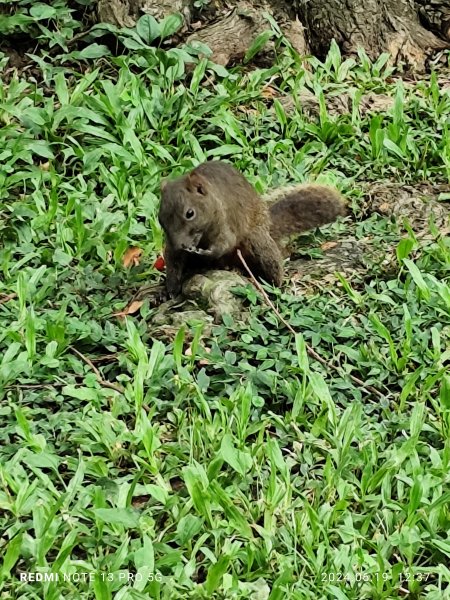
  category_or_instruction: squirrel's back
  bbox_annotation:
[192,161,270,233]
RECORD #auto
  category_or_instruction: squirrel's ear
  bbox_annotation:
[186,172,207,196]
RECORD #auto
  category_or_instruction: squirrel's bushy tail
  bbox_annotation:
[267,184,346,242]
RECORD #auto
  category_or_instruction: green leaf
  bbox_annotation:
[409,402,425,438]
[266,438,288,479]
[205,555,231,594]
[175,515,203,545]
[94,508,140,528]
[160,13,183,39]
[244,30,273,63]
[25,451,59,471]
[207,145,243,157]
[327,585,354,600]
[25,140,55,159]
[22,108,47,127]
[403,259,431,300]
[0,532,23,580]
[431,539,450,558]
[173,326,185,372]
[134,534,155,575]
[76,44,111,60]
[30,4,57,19]
[62,386,100,401]
[183,463,212,522]
[220,434,252,476]
[136,14,160,44]
[327,39,342,72]
[93,573,113,600]
[121,36,148,51]
[209,481,252,538]
[145,484,168,505]
[440,376,450,410]
[274,99,287,128]
[53,249,73,266]
[295,333,310,372]
[54,72,69,105]
[408,477,422,515]
[396,237,415,262]
[383,138,404,159]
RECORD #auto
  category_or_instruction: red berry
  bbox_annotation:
[153,255,165,271]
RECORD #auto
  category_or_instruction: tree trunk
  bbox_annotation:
[295,0,449,69]
[96,0,450,71]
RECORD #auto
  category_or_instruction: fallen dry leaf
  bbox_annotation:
[40,161,50,171]
[261,85,278,98]
[321,241,338,251]
[112,299,144,319]
[377,202,391,214]
[0,293,17,304]
[122,247,143,268]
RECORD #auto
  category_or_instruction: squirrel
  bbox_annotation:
[158,160,346,298]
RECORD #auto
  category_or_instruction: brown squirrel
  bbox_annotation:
[158,161,346,297]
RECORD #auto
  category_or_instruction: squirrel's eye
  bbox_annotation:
[185,208,195,220]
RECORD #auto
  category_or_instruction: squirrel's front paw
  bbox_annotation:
[194,248,213,256]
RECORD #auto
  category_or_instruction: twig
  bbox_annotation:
[236,249,384,399]
[66,29,94,48]
[4,382,66,390]
[69,346,124,393]
[89,354,118,364]
[0,293,17,304]
[128,283,167,305]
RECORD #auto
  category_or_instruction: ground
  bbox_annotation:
[0,6,450,600]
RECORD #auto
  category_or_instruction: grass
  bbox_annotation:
[1,3,450,599]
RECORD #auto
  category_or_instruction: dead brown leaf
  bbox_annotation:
[122,247,143,268]
[377,202,391,214]
[0,293,17,304]
[321,241,338,251]
[112,300,144,319]
[261,85,278,98]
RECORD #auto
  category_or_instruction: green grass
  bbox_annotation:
[1,5,450,599]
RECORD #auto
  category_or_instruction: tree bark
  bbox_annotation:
[295,0,449,69]
[95,0,450,71]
